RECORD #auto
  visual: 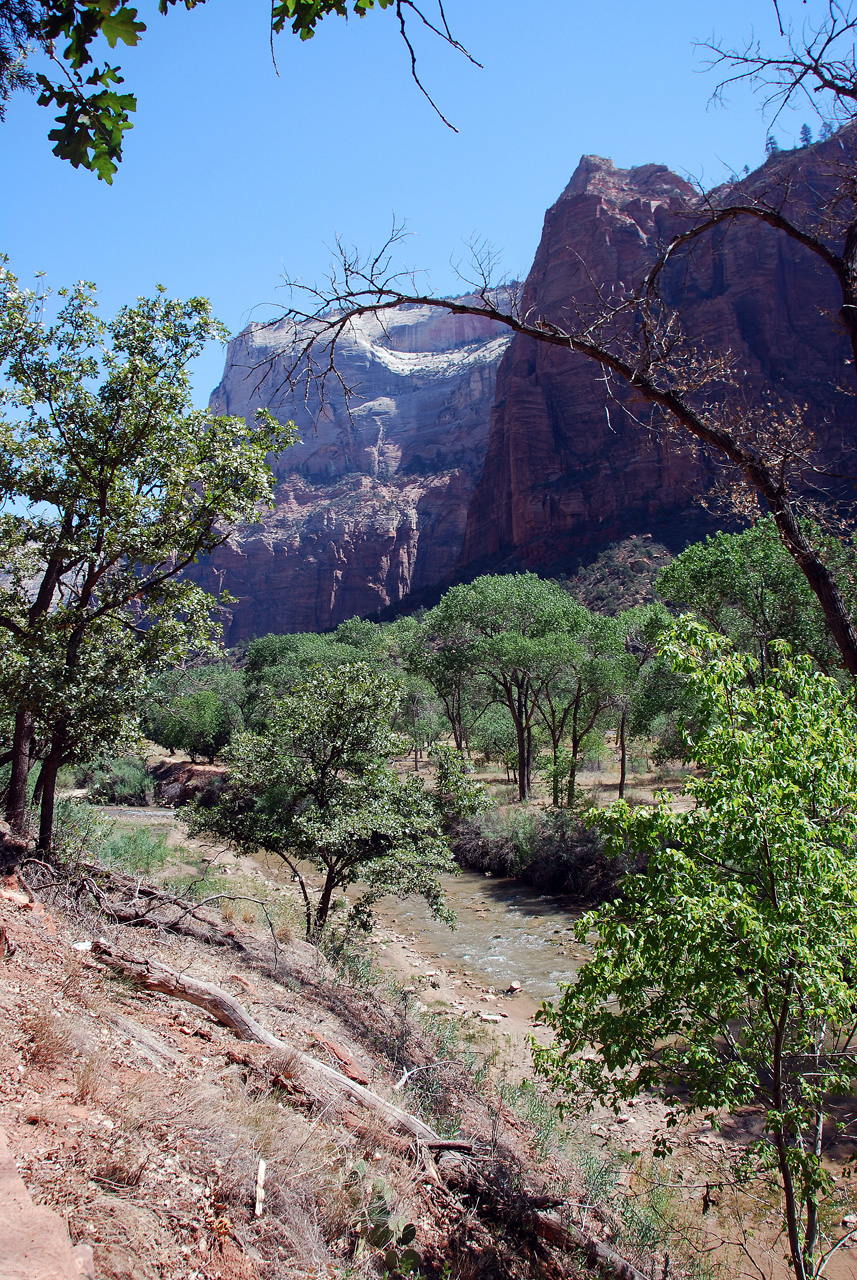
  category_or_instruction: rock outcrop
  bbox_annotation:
[460,141,854,573]
[194,305,510,640]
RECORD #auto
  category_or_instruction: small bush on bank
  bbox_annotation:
[70,754,154,806]
[451,806,641,902]
[101,827,172,875]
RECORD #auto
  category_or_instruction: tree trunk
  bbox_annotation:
[313,870,337,937]
[551,739,560,807]
[618,709,627,801]
[566,756,578,808]
[6,710,34,836]
[37,742,64,854]
[773,1128,808,1280]
[514,715,528,801]
[90,941,447,1144]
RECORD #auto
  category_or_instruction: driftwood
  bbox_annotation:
[25,856,253,953]
[91,940,459,1148]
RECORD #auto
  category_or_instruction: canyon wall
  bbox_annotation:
[196,306,510,640]
[460,141,854,572]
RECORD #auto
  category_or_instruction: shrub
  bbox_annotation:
[73,754,154,806]
[100,827,172,876]
[451,806,640,902]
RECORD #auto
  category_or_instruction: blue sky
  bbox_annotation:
[1,0,817,402]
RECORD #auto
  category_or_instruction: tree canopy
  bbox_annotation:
[188,661,458,937]
[0,266,293,847]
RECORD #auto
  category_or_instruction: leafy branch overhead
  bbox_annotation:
[0,0,474,180]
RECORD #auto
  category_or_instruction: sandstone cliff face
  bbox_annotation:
[196,306,510,640]
[460,143,854,573]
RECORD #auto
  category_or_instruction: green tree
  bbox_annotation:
[429,741,488,824]
[188,662,457,938]
[399,611,493,754]
[533,608,624,806]
[243,630,364,726]
[612,603,671,798]
[656,520,843,676]
[146,662,247,761]
[0,266,292,848]
[535,619,857,1280]
[0,0,469,180]
[469,702,518,780]
[394,674,444,772]
[419,574,583,801]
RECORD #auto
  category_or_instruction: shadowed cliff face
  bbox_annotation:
[460,142,855,574]
[192,305,510,640]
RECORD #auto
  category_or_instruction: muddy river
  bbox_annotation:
[374,870,591,1004]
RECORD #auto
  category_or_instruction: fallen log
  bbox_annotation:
[531,1215,648,1280]
[91,940,449,1146]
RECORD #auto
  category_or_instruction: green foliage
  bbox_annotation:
[429,741,489,824]
[535,618,857,1279]
[73,753,153,805]
[332,614,387,653]
[469,702,517,770]
[145,664,246,761]
[244,630,366,725]
[5,1,402,180]
[0,266,292,846]
[188,662,457,937]
[420,573,592,799]
[51,797,110,865]
[533,609,624,805]
[349,1162,424,1277]
[100,825,172,875]
[452,804,623,898]
[656,519,844,674]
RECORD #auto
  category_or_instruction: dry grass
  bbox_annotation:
[73,1050,106,1103]
[19,1006,71,1067]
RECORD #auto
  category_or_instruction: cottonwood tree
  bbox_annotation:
[418,574,582,801]
[532,608,624,807]
[0,0,475,179]
[534,618,857,1280]
[612,603,671,799]
[399,612,493,754]
[188,662,457,938]
[0,266,292,848]
[145,663,247,762]
[656,519,850,676]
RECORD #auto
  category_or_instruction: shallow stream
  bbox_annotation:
[374,870,590,1003]
[102,807,589,1004]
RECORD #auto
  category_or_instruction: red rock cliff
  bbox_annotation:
[191,304,510,640]
[460,143,854,573]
